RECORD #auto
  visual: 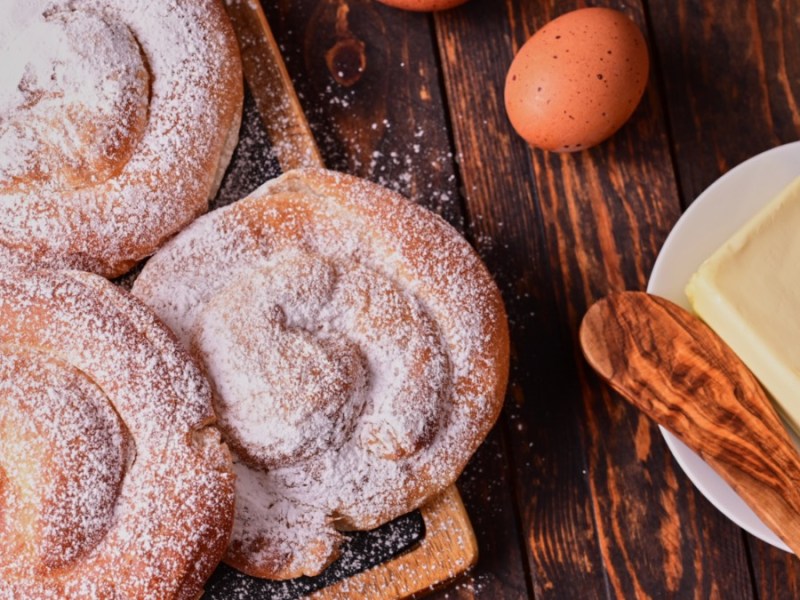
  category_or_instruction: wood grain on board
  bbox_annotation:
[312,488,477,599]
[225,0,322,171]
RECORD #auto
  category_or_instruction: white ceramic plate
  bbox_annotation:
[647,140,800,552]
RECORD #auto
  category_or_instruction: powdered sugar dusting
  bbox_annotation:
[0,8,147,190]
[0,270,235,598]
[0,351,127,571]
[133,168,508,579]
[0,0,243,277]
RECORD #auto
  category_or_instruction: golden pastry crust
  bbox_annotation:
[0,0,243,277]
[0,269,236,599]
[133,168,510,580]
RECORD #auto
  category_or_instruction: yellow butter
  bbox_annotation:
[686,175,800,434]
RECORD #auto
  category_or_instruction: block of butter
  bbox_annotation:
[686,175,800,434]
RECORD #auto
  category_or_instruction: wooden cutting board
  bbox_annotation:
[220,1,480,598]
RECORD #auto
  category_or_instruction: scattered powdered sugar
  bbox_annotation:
[0,270,235,598]
[212,90,282,212]
[132,168,508,579]
[0,0,243,277]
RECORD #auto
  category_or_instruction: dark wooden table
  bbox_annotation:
[260,1,800,597]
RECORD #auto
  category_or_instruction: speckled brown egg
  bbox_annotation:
[376,0,469,11]
[504,7,649,152]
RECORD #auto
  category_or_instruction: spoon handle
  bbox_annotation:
[580,291,800,555]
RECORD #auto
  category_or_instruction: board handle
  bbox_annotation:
[224,0,324,171]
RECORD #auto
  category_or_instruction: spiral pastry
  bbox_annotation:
[133,168,510,579]
[0,0,243,277]
[0,269,235,598]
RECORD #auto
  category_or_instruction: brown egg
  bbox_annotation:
[504,7,649,152]
[376,0,469,11]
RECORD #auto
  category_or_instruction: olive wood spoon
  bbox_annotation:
[580,290,800,555]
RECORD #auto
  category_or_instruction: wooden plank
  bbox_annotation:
[434,0,755,597]
[434,3,608,596]
[437,428,531,599]
[222,1,490,596]
[646,0,800,594]
[750,545,800,600]
[647,0,800,205]
[262,2,528,597]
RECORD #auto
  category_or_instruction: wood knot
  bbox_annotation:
[326,37,366,87]
[324,1,367,87]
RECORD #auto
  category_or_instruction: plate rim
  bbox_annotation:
[647,140,800,552]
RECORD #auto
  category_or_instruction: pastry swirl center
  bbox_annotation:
[192,249,449,469]
[0,8,149,192]
[0,349,129,572]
